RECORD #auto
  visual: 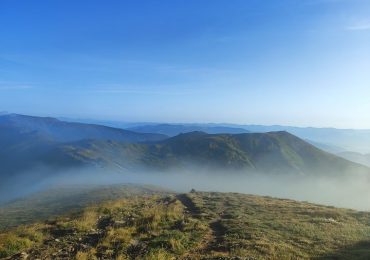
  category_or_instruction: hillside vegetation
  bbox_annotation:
[1,191,370,259]
[57,131,370,176]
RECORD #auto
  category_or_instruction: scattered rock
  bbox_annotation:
[20,252,28,259]
[113,220,126,227]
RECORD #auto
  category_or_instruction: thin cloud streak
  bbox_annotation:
[346,22,370,31]
[0,83,34,90]
[91,88,203,95]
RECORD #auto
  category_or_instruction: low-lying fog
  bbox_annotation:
[2,167,370,211]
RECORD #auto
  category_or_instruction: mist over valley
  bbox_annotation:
[1,113,370,212]
[2,1,370,258]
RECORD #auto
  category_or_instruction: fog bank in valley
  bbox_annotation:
[2,167,370,211]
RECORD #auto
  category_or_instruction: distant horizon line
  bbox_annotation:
[2,111,370,131]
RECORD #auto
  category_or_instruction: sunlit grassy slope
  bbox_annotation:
[0,184,170,231]
[1,191,370,259]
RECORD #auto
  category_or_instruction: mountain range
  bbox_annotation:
[55,117,370,154]
[52,131,369,177]
[0,114,167,143]
[1,114,369,179]
[127,124,249,136]
[122,123,370,154]
[0,114,164,179]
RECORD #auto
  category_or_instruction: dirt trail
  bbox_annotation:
[177,193,228,255]
[208,219,227,251]
[176,194,201,216]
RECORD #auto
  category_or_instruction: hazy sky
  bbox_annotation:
[0,0,369,128]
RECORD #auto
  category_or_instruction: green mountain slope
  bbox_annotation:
[127,123,370,154]
[54,131,370,176]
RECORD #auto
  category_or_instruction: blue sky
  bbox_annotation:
[0,0,369,128]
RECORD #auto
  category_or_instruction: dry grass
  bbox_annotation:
[1,192,370,259]
[75,248,97,260]
[0,224,45,258]
[72,208,99,231]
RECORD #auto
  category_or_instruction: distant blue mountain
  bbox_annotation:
[0,114,167,143]
[0,114,168,180]
[127,124,249,136]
